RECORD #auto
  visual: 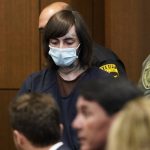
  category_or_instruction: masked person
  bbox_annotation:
[17,10,112,150]
[39,2,127,78]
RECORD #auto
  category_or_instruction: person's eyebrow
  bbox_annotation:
[78,104,88,112]
[63,35,77,40]
[64,37,76,40]
[65,31,77,37]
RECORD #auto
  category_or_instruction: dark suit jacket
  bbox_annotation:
[92,43,127,78]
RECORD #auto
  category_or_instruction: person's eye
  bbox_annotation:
[65,38,75,45]
[82,110,92,118]
[49,39,58,45]
[67,41,74,45]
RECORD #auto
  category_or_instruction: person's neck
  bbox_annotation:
[58,61,87,81]
[24,145,51,150]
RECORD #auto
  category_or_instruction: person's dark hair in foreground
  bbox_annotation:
[73,78,143,150]
[9,93,70,150]
[79,78,143,115]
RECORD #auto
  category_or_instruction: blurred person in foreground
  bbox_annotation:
[9,93,70,150]
[72,78,143,150]
[107,95,150,150]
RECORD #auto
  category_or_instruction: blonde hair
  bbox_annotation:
[107,96,150,150]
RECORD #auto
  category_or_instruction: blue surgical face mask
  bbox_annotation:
[48,44,80,67]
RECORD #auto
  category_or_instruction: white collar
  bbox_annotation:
[49,142,63,150]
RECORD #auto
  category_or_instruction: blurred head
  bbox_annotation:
[72,78,143,150]
[9,93,60,150]
[73,97,113,150]
[43,10,92,69]
[107,96,150,150]
[39,2,72,29]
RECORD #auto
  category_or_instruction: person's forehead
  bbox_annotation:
[65,26,77,36]
[54,26,78,40]
[77,97,111,121]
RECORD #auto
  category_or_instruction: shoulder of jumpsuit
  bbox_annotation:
[92,42,127,78]
[138,54,150,95]
[17,68,57,96]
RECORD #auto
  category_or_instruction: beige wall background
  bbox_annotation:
[0,0,149,149]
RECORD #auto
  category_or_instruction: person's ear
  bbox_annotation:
[13,130,24,148]
[60,123,64,135]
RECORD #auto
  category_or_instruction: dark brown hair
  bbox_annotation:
[43,10,93,69]
[9,93,60,147]
[79,78,143,115]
